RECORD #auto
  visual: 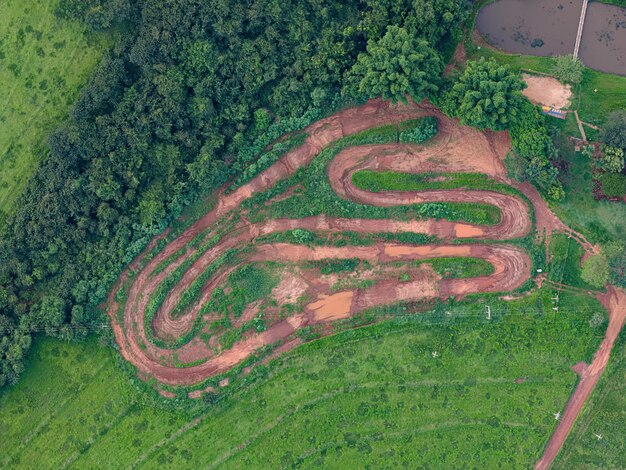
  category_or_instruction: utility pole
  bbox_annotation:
[552,292,560,322]
[486,305,491,321]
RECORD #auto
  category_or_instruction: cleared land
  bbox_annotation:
[522,74,572,109]
[109,100,538,389]
[0,0,110,223]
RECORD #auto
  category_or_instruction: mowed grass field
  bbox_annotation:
[0,288,607,468]
[0,0,111,223]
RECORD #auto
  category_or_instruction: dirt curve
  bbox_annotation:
[107,99,612,399]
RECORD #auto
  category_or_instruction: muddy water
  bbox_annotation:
[477,0,626,76]
[579,3,626,75]
[476,0,582,56]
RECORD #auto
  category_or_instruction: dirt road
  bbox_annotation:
[535,286,626,469]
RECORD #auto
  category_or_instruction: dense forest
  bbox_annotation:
[0,0,471,386]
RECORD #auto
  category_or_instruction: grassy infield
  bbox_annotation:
[0,0,111,224]
[1,1,624,468]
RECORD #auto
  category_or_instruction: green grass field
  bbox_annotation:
[555,333,626,469]
[0,0,111,224]
[0,288,606,468]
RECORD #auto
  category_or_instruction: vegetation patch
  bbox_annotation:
[556,334,626,469]
[0,0,112,223]
[0,287,605,468]
[415,257,495,279]
[352,170,523,197]
[245,123,500,226]
[547,233,596,290]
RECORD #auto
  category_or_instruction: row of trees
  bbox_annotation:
[0,0,468,387]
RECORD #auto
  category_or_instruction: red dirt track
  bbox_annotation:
[107,99,625,459]
[108,99,537,386]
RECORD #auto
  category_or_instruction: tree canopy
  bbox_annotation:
[443,57,526,131]
[551,56,583,84]
[602,110,626,150]
[581,253,609,289]
[348,26,443,104]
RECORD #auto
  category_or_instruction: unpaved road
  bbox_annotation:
[535,286,626,470]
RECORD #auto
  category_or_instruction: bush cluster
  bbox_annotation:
[399,116,438,143]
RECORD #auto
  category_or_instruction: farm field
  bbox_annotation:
[0,288,607,469]
[0,0,111,223]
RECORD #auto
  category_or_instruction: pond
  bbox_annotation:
[476,0,626,76]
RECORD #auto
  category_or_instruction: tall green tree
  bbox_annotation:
[602,110,626,150]
[443,57,526,131]
[581,253,609,289]
[347,26,443,104]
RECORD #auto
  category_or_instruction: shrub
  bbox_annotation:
[547,183,565,201]
[399,116,438,143]
[581,253,609,289]
[595,145,625,174]
[601,110,626,150]
[598,173,626,198]
[551,56,583,84]
[589,311,606,329]
[509,101,563,199]
[605,241,626,288]
[291,229,315,244]
[504,151,526,181]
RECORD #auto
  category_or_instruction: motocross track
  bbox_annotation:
[106,98,620,443]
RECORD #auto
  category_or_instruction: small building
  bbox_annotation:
[541,106,566,120]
